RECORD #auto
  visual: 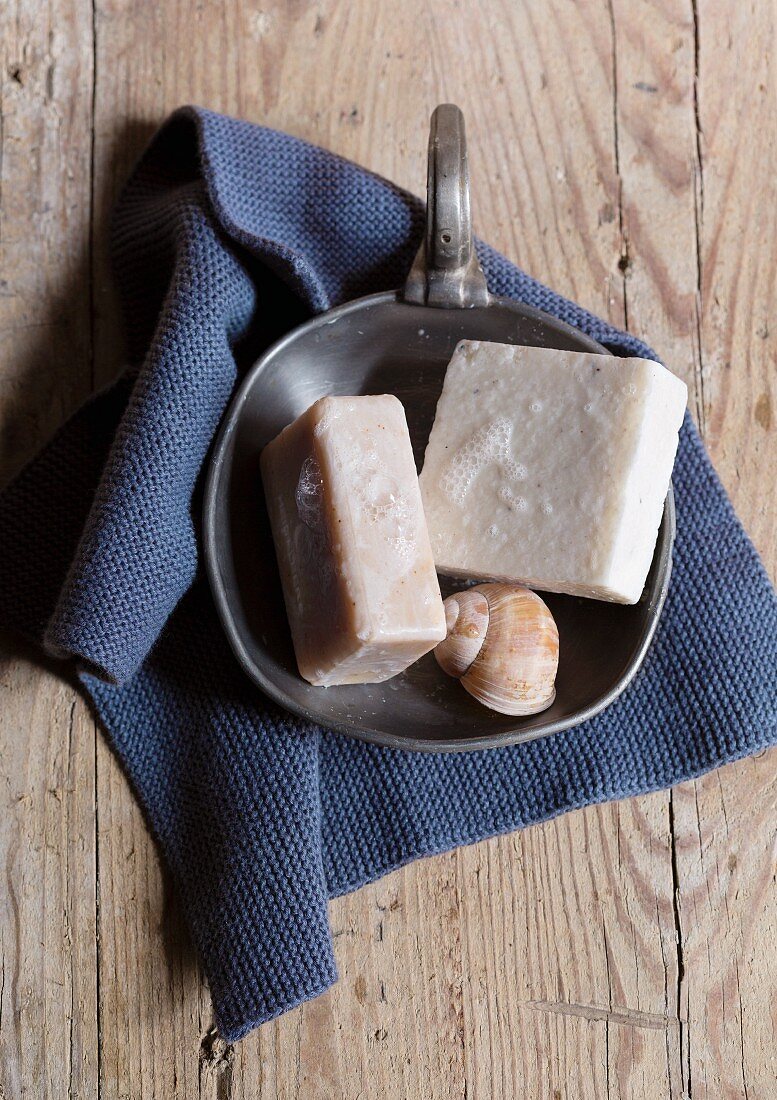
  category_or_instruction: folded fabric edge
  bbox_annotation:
[325,729,777,905]
[169,105,333,313]
[77,657,339,1048]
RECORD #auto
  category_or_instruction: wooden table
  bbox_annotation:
[1,2,775,1097]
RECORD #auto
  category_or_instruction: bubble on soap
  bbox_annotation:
[499,485,528,511]
[541,501,553,515]
[296,454,325,533]
[389,532,415,560]
[348,451,418,566]
[439,417,513,505]
[314,400,357,438]
[487,524,500,538]
[584,402,593,412]
[503,459,527,481]
[623,382,637,395]
[314,405,340,437]
[295,454,336,592]
[356,470,411,524]
[530,400,542,412]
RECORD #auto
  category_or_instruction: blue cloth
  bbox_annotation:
[0,106,775,1042]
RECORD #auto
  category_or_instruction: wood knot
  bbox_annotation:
[754,393,772,431]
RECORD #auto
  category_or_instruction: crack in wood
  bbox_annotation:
[690,0,707,439]
[295,1004,303,1095]
[5,831,21,1083]
[0,70,4,256]
[93,720,103,1100]
[603,922,612,1096]
[735,959,749,1100]
[65,699,76,1100]
[655,879,679,1097]
[669,790,690,1098]
[68,963,75,1100]
[89,0,98,394]
[87,1,102,1095]
[606,0,629,332]
[199,1025,235,1100]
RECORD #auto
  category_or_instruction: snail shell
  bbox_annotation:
[434,584,559,715]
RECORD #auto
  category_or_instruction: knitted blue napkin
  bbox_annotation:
[0,107,774,1042]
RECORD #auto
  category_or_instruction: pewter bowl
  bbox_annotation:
[203,106,674,751]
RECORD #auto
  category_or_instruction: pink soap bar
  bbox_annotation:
[260,395,446,686]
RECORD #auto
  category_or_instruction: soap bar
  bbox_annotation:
[419,341,687,604]
[260,395,446,685]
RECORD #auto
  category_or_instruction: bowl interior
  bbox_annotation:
[205,292,673,751]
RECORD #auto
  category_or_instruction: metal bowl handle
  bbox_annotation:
[403,104,490,309]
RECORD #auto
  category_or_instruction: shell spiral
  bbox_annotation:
[434,584,559,716]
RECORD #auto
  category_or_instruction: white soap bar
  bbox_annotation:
[261,395,446,686]
[419,341,687,604]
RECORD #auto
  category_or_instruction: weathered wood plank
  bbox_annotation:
[0,659,99,1100]
[88,2,236,1096]
[458,805,681,1100]
[671,1,777,1096]
[694,0,777,557]
[0,2,98,1098]
[609,4,701,1095]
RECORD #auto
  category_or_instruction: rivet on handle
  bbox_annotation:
[403,104,490,309]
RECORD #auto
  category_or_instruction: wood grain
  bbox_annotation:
[0,3,99,1099]
[0,1,774,1097]
[672,3,777,1095]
